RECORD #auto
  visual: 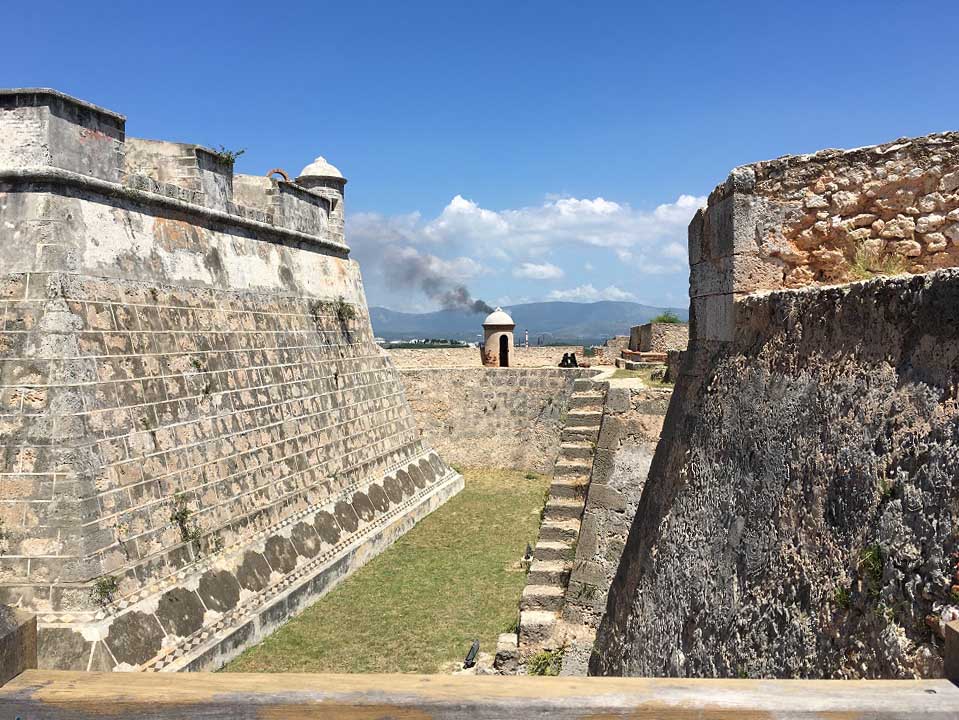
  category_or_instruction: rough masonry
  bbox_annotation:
[593,131,959,679]
[0,88,462,671]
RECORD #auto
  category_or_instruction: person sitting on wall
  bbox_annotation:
[559,353,570,367]
[569,353,578,367]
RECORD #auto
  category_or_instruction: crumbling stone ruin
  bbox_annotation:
[592,130,959,679]
[0,89,461,671]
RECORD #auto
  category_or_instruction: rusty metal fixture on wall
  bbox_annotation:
[266,168,291,182]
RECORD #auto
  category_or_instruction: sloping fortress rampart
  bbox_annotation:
[593,131,959,678]
[0,89,462,671]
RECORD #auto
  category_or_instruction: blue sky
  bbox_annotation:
[6,1,959,311]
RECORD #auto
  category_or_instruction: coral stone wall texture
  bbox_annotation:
[690,132,959,342]
[0,89,461,671]
[594,269,959,679]
[399,368,594,473]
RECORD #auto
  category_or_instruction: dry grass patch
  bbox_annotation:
[224,467,548,673]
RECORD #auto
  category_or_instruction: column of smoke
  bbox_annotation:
[388,249,494,314]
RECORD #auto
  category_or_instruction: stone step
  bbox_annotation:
[553,460,592,477]
[519,610,558,646]
[521,584,565,612]
[559,442,593,459]
[561,426,599,443]
[565,410,602,427]
[538,519,580,543]
[548,477,588,499]
[534,541,575,562]
[527,559,571,585]
[569,392,605,408]
[543,497,584,521]
[572,378,595,391]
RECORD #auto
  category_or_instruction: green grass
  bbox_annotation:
[611,368,672,387]
[224,467,548,673]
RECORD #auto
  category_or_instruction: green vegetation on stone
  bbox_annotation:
[224,467,549,673]
[650,311,682,323]
[527,648,564,676]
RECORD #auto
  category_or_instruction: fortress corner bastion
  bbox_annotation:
[0,88,462,671]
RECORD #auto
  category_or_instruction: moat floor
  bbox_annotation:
[224,467,548,673]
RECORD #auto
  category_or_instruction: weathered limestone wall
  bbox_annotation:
[629,323,688,353]
[400,368,595,473]
[388,346,588,369]
[594,131,959,680]
[0,89,461,672]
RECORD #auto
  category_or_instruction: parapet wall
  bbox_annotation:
[690,132,959,341]
[594,130,959,679]
[387,346,587,369]
[400,368,594,473]
[0,89,461,671]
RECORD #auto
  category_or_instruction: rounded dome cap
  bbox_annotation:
[296,156,345,182]
[483,307,514,327]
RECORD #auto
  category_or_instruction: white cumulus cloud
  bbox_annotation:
[513,262,564,280]
[547,284,637,302]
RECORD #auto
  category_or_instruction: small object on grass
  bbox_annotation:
[524,543,532,562]
[463,639,480,669]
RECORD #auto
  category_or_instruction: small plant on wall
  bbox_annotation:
[333,296,356,324]
[90,575,119,607]
[651,311,681,323]
[170,494,202,549]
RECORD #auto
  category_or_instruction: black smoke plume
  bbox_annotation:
[387,248,493,314]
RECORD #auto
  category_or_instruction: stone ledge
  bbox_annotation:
[0,167,349,256]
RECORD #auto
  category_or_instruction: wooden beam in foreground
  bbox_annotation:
[0,671,957,719]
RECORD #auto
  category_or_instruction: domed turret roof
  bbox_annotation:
[483,307,514,327]
[296,156,345,182]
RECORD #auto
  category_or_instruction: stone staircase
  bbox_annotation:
[515,377,606,657]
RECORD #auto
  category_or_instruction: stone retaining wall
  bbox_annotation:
[0,88,460,671]
[388,346,587,369]
[400,368,594,473]
[594,130,959,680]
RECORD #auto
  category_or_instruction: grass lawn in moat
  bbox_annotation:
[224,467,548,673]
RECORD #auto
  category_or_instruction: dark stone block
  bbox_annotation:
[236,551,272,592]
[105,611,166,668]
[156,588,205,638]
[89,641,116,671]
[396,470,414,497]
[197,569,241,613]
[314,511,341,545]
[264,535,298,575]
[367,483,390,513]
[383,475,404,504]
[408,465,426,489]
[334,501,359,533]
[35,626,84,673]
[418,458,436,484]
[351,491,375,522]
[290,521,321,558]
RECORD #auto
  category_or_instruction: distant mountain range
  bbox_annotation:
[369,300,689,344]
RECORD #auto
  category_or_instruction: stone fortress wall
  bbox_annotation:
[628,323,688,353]
[387,345,588,369]
[0,89,461,671]
[400,368,595,474]
[593,131,959,679]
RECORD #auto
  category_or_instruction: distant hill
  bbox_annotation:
[369,300,688,344]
